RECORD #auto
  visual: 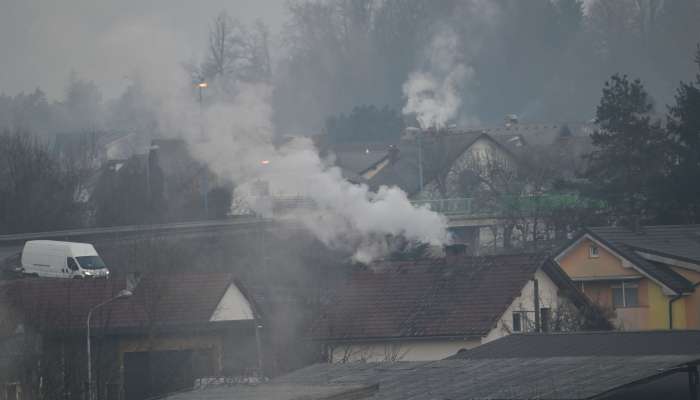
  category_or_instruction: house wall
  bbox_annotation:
[670,267,700,329]
[557,237,695,330]
[444,138,514,197]
[483,267,560,343]
[559,238,640,279]
[414,137,514,200]
[210,284,255,322]
[328,338,481,363]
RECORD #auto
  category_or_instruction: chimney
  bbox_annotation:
[445,244,467,265]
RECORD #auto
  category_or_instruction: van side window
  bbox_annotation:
[67,258,79,271]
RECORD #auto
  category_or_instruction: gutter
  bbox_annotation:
[669,281,700,329]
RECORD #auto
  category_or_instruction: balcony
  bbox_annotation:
[410,194,605,218]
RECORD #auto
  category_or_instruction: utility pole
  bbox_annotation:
[533,278,541,333]
[418,133,424,192]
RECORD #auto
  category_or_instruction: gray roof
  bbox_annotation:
[588,225,700,265]
[333,149,390,176]
[275,356,700,400]
[452,330,700,359]
[167,331,700,400]
[480,122,594,146]
[367,132,501,196]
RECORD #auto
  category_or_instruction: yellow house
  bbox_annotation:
[555,226,700,330]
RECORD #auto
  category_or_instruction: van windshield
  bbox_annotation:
[76,256,107,270]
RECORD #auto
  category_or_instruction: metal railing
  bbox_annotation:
[411,194,605,217]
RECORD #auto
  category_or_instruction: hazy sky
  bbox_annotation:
[0,0,287,101]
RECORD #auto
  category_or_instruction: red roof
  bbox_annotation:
[0,272,236,332]
[312,254,548,340]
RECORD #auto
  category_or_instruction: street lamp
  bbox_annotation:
[87,289,132,400]
[195,79,209,215]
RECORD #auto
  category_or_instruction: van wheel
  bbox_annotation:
[73,276,84,279]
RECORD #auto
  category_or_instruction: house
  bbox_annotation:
[164,330,700,400]
[555,225,700,330]
[365,131,518,200]
[311,246,608,362]
[0,272,261,400]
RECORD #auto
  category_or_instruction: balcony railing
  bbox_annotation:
[411,194,605,217]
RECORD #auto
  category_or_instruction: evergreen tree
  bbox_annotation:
[664,45,700,223]
[584,74,670,223]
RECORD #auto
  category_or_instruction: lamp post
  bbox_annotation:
[196,80,209,217]
[87,289,132,400]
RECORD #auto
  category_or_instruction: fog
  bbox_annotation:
[2,0,700,259]
[0,0,287,99]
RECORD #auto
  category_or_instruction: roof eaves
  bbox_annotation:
[310,333,484,343]
[582,229,685,295]
[624,245,700,268]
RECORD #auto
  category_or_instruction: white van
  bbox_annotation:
[21,240,110,279]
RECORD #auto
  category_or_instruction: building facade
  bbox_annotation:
[555,226,700,330]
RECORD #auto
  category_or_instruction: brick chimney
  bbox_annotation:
[445,244,467,265]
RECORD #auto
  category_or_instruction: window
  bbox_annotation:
[612,282,639,308]
[512,312,522,332]
[540,308,551,332]
[589,244,599,258]
[76,255,106,270]
[66,258,79,271]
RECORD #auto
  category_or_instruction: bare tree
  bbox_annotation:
[0,129,88,234]
[199,11,273,92]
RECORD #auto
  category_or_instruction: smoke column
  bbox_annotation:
[103,20,449,263]
[402,27,475,129]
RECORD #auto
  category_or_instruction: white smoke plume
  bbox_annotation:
[402,27,476,129]
[102,20,449,263]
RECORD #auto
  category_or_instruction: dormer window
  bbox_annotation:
[589,244,600,258]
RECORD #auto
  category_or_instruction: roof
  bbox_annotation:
[268,355,700,400]
[166,330,700,400]
[0,272,249,333]
[588,225,700,265]
[367,132,511,196]
[479,122,594,146]
[312,254,552,340]
[327,145,392,175]
[560,229,697,294]
[452,330,700,359]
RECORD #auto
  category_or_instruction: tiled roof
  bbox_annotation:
[0,272,236,332]
[311,254,546,340]
[588,225,700,265]
[452,330,700,359]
